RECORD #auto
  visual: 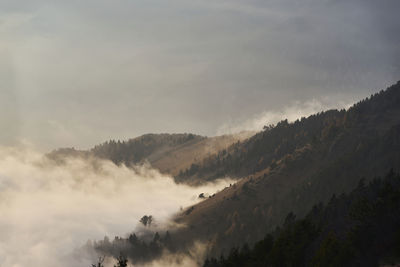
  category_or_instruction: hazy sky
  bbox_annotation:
[1,0,399,150]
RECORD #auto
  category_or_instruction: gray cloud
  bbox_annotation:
[0,0,399,149]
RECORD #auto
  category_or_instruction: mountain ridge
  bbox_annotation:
[80,81,400,265]
[170,81,400,257]
[47,132,253,181]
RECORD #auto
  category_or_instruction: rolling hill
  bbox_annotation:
[47,132,253,182]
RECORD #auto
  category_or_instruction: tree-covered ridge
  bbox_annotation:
[47,132,251,181]
[173,81,400,258]
[93,230,175,265]
[178,81,400,182]
[48,133,202,165]
[90,81,400,266]
[90,133,202,166]
[204,170,400,267]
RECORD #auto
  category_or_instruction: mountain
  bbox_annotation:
[48,132,253,182]
[178,82,400,182]
[91,81,400,265]
[171,81,400,256]
[204,170,400,267]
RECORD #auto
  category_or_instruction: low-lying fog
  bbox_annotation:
[0,146,232,267]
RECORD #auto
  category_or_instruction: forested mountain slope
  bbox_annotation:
[48,132,251,179]
[204,171,400,267]
[178,81,400,182]
[172,81,400,256]
[94,81,400,264]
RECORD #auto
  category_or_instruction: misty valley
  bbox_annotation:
[1,1,400,266]
[1,82,400,266]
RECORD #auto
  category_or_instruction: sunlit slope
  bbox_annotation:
[149,134,252,177]
[48,132,253,180]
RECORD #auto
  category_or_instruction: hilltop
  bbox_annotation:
[48,132,253,182]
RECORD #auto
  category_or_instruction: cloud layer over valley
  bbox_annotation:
[0,146,231,267]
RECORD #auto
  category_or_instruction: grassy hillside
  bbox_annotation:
[48,132,252,181]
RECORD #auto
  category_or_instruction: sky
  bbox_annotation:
[1,0,399,150]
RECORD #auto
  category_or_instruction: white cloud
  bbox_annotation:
[217,98,353,134]
[0,146,232,267]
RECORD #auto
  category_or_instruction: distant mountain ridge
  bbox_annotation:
[48,132,253,180]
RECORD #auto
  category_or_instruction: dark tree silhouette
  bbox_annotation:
[91,256,105,267]
[114,254,128,267]
[139,215,153,227]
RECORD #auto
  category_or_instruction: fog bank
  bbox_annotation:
[0,146,231,267]
[217,98,353,134]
